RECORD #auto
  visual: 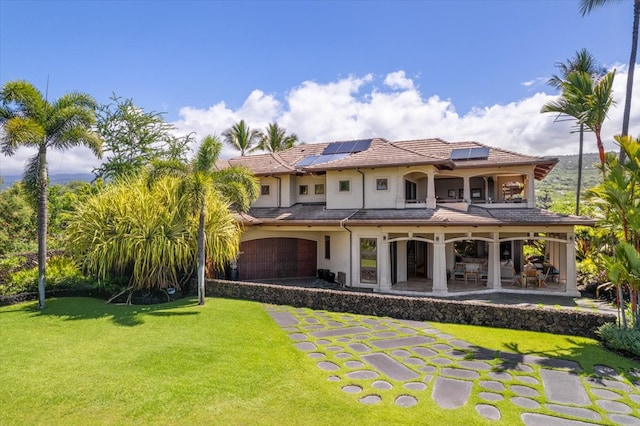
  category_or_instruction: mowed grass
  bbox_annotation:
[0,297,464,426]
[434,322,639,376]
[1,297,637,426]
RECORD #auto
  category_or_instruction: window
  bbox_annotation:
[360,238,377,284]
[376,178,388,191]
[339,180,350,192]
[260,185,270,196]
[471,188,482,199]
[299,185,308,195]
[324,235,331,259]
[315,184,325,195]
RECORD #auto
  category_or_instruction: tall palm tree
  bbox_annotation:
[546,49,607,215]
[580,0,640,162]
[222,120,262,156]
[542,70,616,168]
[257,122,298,152]
[0,80,102,309]
[151,135,259,304]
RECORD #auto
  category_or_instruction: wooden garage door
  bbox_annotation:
[237,238,317,280]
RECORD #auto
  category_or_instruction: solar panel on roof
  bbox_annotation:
[322,139,372,155]
[469,147,489,159]
[323,143,341,155]
[353,139,372,152]
[450,148,471,160]
[314,153,350,164]
[296,153,350,167]
[296,155,319,167]
[450,147,489,161]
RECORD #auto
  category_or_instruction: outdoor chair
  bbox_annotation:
[453,263,465,280]
[464,262,480,284]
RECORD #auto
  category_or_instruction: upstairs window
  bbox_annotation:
[376,178,388,191]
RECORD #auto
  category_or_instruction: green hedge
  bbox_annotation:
[597,323,640,358]
[0,255,91,296]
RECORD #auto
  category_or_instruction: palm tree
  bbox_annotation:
[222,120,262,156]
[0,80,102,309]
[580,0,640,162]
[546,49,607,215]
[151,135,259,304]
[257,122,298,152]
[541,69,616,168]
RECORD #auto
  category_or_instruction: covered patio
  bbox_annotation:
[376,227,581,297]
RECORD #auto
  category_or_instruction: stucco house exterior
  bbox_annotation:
[219,137,593,297]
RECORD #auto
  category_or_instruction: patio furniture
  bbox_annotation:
[453,262,465,280]
[522,266,539,288]
[464,262,480,284]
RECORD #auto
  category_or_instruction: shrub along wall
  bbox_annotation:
[207,279,616,339]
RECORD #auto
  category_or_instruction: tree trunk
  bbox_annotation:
[619,0,640,163]
[576,124,584,216]
[197,203,206,305]
[37,144,48,310]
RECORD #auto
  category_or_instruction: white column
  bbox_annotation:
[379,237,391,292]
[432,233,448,295]
[396,174,405,209]
[463,176,470,203]
[527,172,535,208]
[426,172,436,209]
[488,233,501,289]
[565,232,579,296]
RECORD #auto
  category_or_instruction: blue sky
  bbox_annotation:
[0,0,637,175]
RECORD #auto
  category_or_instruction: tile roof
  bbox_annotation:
[221,137,558,180]
[242,204,595,227]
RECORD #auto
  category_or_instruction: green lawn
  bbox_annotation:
[0,297,637,425]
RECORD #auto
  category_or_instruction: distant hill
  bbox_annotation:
[0,173,94,191]
[536,152,602,196]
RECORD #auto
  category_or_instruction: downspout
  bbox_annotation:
[340,210,359,287]
[357,168,365,208]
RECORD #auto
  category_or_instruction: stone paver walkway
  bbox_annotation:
[266,305,640,425]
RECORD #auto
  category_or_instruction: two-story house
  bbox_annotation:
[218,137,593,297]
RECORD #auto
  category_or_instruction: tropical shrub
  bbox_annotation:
[0,255,90,295]
[589,136,640,330]
[65,175,241,294]
[597,322,640,358]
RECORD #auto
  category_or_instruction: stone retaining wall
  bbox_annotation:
[207,279,616,339]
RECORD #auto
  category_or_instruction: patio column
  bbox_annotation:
[487,233,501,289]
[426,172,436,209]
[565,232,580,296]
[432,233,448,295]
[379,237,391,292]
[396,174,405,209]
[526,172,535,208]
[463,176,470,202]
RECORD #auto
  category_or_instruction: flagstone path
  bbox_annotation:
[266,306,640,425]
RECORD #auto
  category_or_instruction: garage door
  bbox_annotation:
[237,238,317,280]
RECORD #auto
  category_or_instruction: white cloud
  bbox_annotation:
[384,71,415,91]
[2,66,638,176]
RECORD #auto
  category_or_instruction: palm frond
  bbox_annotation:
[0,117,44,154]
[579,0,623,16]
